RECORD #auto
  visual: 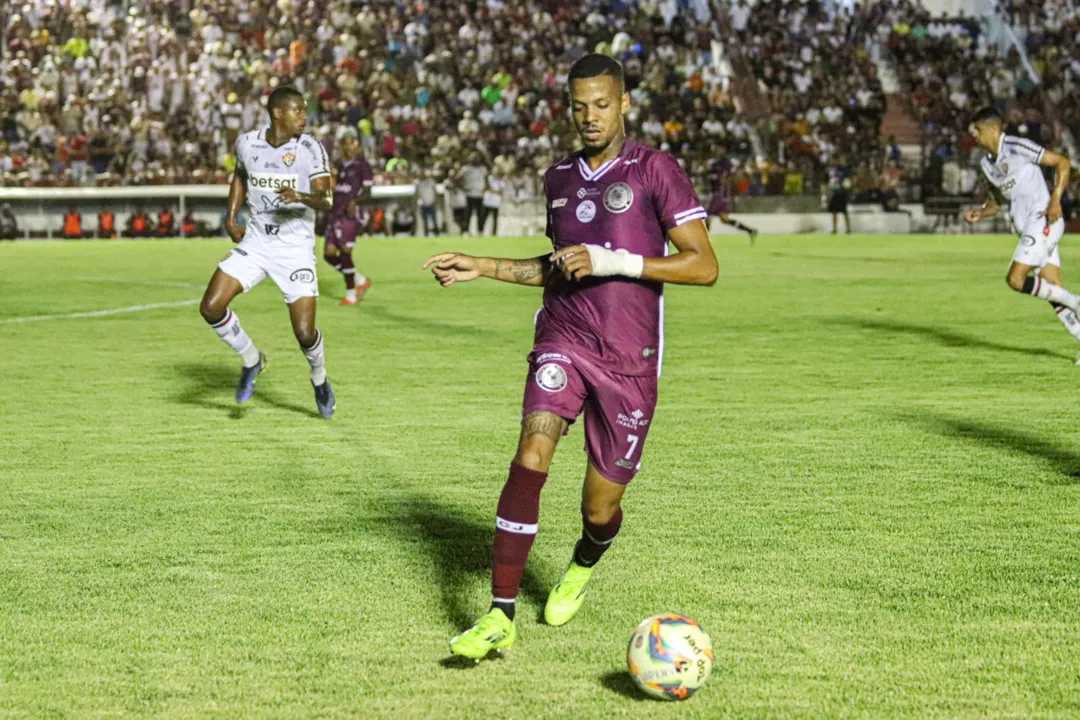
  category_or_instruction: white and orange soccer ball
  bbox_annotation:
[626,613,713,700]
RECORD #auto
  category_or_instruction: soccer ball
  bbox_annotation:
[626,613,713,700]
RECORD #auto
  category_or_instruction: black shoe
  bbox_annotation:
[313,378,336,418]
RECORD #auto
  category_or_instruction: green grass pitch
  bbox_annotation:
[1,234,1079,718]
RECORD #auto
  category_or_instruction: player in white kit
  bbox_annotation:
[198,87,337,416]
[964,107,1080,362]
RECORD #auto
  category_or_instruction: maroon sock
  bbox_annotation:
[573,508,623,568]
[491,463,548,604]
[339,253,356,289]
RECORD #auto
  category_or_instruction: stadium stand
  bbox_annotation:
[1,0,1076,235]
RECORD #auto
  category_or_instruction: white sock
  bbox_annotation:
[210,309,261,367]
[1053,304,1080,342]
[1031,276,1079,310]
[355,273,367,286]
[303,330,327,385]
[345,288,357,301]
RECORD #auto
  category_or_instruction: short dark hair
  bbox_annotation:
[267,86,304,115]
[970,106,1003,128]
[568,53,625,90]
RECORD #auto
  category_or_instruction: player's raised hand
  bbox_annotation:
[551,245,594,281]
[423,252,481,287]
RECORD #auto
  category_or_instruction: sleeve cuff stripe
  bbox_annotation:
[674,206,706,219]
[310,172,331,179]
[674,212,708,226]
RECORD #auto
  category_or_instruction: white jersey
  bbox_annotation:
[235,127,331,250]
[979,134,1049,229]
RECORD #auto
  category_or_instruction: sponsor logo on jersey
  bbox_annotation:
[576,200,596,223]
[282,152,296,167]
[536,352,571,365]
[577,188,588,199]
[1000,162,1008,172]
[248,172,299,190]
[535,363,568,392]
[603,182,634,214]
[551,198,567,209]
[289,268,316,283]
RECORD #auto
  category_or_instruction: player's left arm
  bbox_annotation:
[277,175,333,212]
[551,152,717,286]
[1038,148,1071,223]
[551,221,717,286]
[277,137,333,211]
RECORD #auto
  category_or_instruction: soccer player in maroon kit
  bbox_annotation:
[707,144,758,243]
[424,54,719,661]
[324,130,374,305]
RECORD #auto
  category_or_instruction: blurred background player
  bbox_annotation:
[324,129,374,305]
[706,145,757,243]
[824,158,852,235]
[198,86,337,417]
[426,54,718,661]
[964,107,1080,362]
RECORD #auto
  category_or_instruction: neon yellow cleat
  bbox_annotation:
[544,561,595,627]
[449,608,516,660]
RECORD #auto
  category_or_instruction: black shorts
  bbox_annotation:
[828,191,849,214]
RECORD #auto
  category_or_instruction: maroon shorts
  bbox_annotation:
[326,216,362,248]
[522,347,658,484]
[707,193,730,217]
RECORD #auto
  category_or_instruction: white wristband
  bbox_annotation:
[583,244,644,279]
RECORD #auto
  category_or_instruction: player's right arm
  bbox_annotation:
[225,165,247,243]
[422,253,552,287]
[964,178,1001,224]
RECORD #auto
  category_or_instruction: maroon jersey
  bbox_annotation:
[708,156,733,197]
[539,138,707,377]
[331,158,373,219]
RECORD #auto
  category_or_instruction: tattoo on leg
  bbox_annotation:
[520,412,567,444]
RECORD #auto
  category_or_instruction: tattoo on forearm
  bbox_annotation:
[494,257,548,284]
[521,412,567,443]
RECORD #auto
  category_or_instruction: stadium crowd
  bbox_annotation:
[1,0,1076,217]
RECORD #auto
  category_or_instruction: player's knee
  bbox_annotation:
[514,434,556,472]
[199,296,226,324]
[1005,273,1027,292]
[294,325,317,348]
[582,500,621,526]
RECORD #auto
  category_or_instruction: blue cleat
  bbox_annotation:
[235,352,267,404]
[313,378,335,418]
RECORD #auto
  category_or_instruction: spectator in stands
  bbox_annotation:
[61,206,82,238]
[880,160,903,213]
[157,207,176,237]
[128,208,151,238]
[456,152,489,237]
[416,169,440,237]
[0,203,17,240]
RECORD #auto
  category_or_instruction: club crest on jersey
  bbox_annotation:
[282,152,296,167]
[603,183,634,214]
[576,200,596,223]
[535,363,568,393]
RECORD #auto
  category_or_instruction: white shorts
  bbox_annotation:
[1012,217,1064,269]
[218,240,319,304]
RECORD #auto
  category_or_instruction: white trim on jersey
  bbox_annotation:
[577,156,622,182]
[657,241,669,378]
[1004,136,1044,163]
[674,206,708,226]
